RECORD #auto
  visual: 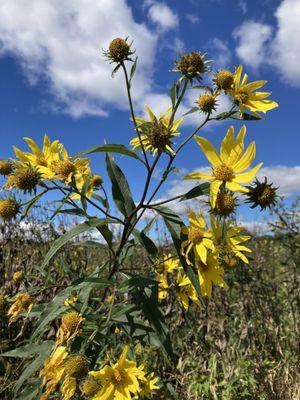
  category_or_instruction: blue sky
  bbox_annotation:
[0,0,299,229]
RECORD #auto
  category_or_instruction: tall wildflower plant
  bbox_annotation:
[0,37,278,399]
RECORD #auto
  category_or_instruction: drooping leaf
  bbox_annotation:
[105,153,136,222]
[133,229,158,256]
[74,144,143,163]
[179,182,210,201]
[40,218,110,272]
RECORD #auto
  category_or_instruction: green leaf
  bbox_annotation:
[133,285,175,361]
[133,229,158,256]
[179,182,210,201]
[129,57,138,83]
[106,153,136,222]
[1,341,54,358]
[11,341,53,392]
[40,218,109,272]
[183,106,199,116]
[74,144,143,163]
[154,206,204,305]
[230,111,261,120]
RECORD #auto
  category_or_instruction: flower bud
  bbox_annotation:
[214,70,234,90]
[62,311,82,335]
[12,167,40,192]
[0,198,19,220]
[214,193,236,217]
[198,93,217,114]
[174,52,207,78]
[0,160,13,176]
[246,178,278,210]
[81,377,101,396]
[108,38,130,63]
[64,355,89,379]
[13,271,24,283]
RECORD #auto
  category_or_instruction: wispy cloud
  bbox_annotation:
[233,0,300,86]
[0,0,176,118]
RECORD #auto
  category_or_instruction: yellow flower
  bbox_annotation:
[130,106,183,155]
[157,273,169,302]
[7,292,32,324]
[197,253,228,298]
[139,372,160,399]
[13,135,90,184]
[61,376,77,400]
[49,143,90,184]
[13,135,61,178]
[89,346,145,400]
[230,65,278,118]
[181,211,214,264]
[40,346,68,399]
[64,293,78,307]
[12,270,24,283]
[156,253,180,275]
[176,271,201,310]
[56,310,84,347]
[184,125,263,207]
[211,215,252,264]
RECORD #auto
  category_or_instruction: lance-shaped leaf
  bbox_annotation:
[179,182,210,201]
[40,218,111,273]
[106,153,136,222]
[74,144,144,163]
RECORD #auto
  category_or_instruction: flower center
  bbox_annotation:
[148,121,171,151]
[51,160,76,179]
[214,164,235,181]
[36,155,48,166]
[197,260,209,271]
[113,368,123,384]
[236,90,249,104]
[188,228,204,244]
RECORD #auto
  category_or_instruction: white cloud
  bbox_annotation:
[0,0,165,117]
[206,38,232,68]
[186,14,200,24]
[147,1,179,32]
[258,165,300,197]
[271,0,300,86]
[238,0,247,15]
[233,0,300,86]
[233,21,272,69]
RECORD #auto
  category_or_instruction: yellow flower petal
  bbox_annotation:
[234,162,263,183]
[195,136,222,167]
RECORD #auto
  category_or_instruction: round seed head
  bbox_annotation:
[13,167,40,191]
[148,121,172,152]
[81,377,101,396]
[64,355,89,379]
[214,193,236,217]
[108,38,130,63]
[13,271,24,283]
[62,311,82,334]
[215,70,234,90]
[246,178,278,210]
[0,160,13,176]
[176,52,206,78]
[0,198,19,220]
[198,93,217,113]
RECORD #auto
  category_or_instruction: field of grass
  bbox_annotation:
[0,200,299,399]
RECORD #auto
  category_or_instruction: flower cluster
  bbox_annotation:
[0,37,280,399]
